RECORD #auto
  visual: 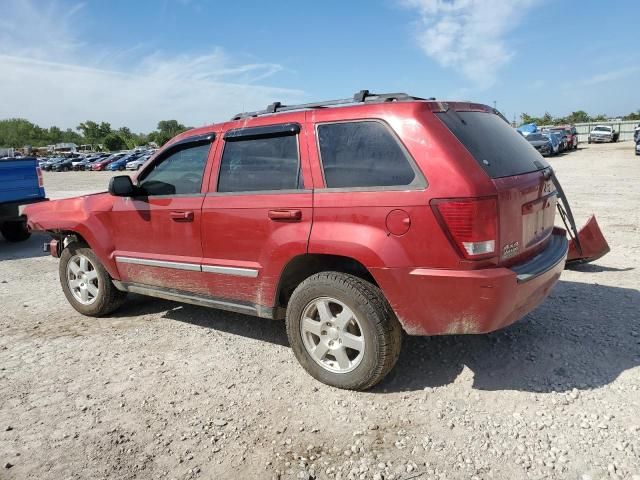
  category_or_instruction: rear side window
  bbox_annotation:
[436,111,548,179]
[218,134,301,192]
[317,121,418,189]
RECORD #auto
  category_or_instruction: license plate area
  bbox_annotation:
[522,193,557,248]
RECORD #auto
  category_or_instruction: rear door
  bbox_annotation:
[435,109,556,264]
[199,119,313,310]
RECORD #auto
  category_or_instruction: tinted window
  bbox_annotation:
[317,121,416,188]
[139,143,210,195]
[436,111,548,179]
[218,135,300,192]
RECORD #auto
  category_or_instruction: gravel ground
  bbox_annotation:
[1,142,639,480]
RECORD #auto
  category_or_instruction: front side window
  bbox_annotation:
[217,134,301,192]
[139,143,210,195]
[317,121,417,189]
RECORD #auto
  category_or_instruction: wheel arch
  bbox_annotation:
[49,225,120,279]
[274,253,378,312]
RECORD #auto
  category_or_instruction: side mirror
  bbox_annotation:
[108,175,136,196]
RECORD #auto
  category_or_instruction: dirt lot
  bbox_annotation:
[1,143,639,480]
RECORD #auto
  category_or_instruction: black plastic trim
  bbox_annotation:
[511,231,568,283]
[223,123,300,141]
[170,132,215,148]
[112,281,275,319]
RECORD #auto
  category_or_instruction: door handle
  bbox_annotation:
[268,209,302,221]
[170,211,194,222]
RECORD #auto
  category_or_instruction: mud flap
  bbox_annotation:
[566,215,610,265]
[549,169,610,266]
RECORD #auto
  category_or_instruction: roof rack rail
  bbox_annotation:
[230,90,431,120]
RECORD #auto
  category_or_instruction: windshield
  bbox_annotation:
[594,126,610,132]
[436,110,548,179]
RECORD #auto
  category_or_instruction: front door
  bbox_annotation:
[200,120,313,311]
[110,134,215,292]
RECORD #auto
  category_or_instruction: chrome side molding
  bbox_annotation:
[115,256,259,278]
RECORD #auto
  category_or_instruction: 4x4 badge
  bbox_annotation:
[502,241,520,259]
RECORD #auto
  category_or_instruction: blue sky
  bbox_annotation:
[1,0,638,131]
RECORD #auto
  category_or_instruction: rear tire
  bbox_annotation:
[59,244,127,316]
[286,272,402,391]
[0,220,31,242]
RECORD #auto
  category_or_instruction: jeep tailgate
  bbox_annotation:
[435,108,558,264]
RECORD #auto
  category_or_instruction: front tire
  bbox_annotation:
[286,272,402,391]
[59,244,127,316]
[0,220,30,242]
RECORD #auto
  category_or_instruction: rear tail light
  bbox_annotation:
[36,166,44,187]
[432,197,498,259]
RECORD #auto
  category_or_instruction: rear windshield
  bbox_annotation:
[436,110,548,179]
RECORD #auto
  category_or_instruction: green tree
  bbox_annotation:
[623,110,640,121]
[565,111,590,124]
[103,133,126,151]
[520,113,537,125]
[77,120,112,146]
[541,112,553,125]
[150,120,190,146]
[48,126,63,143]
[61,128,83,145]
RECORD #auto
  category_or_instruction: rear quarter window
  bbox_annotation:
[436,110,548,179]
[317,121,422,189]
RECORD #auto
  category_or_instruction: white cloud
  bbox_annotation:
[403,0,535,89]
[0,1,304,132]
[580,67,640,86]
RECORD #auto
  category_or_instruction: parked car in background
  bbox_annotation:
[125,155,150,171]
[51,157,76,172]
[551,125,578,150]
[545,130,566,152]
[589,125,619,143]
[0,157,47,242]
[635,141,640,156]
[41,157,65,171]
[73,154,106,171]
[526,132,554,156]
[542,132,560,155]
[92,153,126,171]
[634,123,640,143]
[106,152,143,171]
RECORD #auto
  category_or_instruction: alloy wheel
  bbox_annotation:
[66,254,99,305]
[300,297,365,373]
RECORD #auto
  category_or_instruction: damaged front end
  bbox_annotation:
[551,171,610,267]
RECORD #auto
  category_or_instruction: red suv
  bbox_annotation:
[25,91,569,390]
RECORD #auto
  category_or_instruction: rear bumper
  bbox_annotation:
[1,197,49,221]
[372,228,568,336]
